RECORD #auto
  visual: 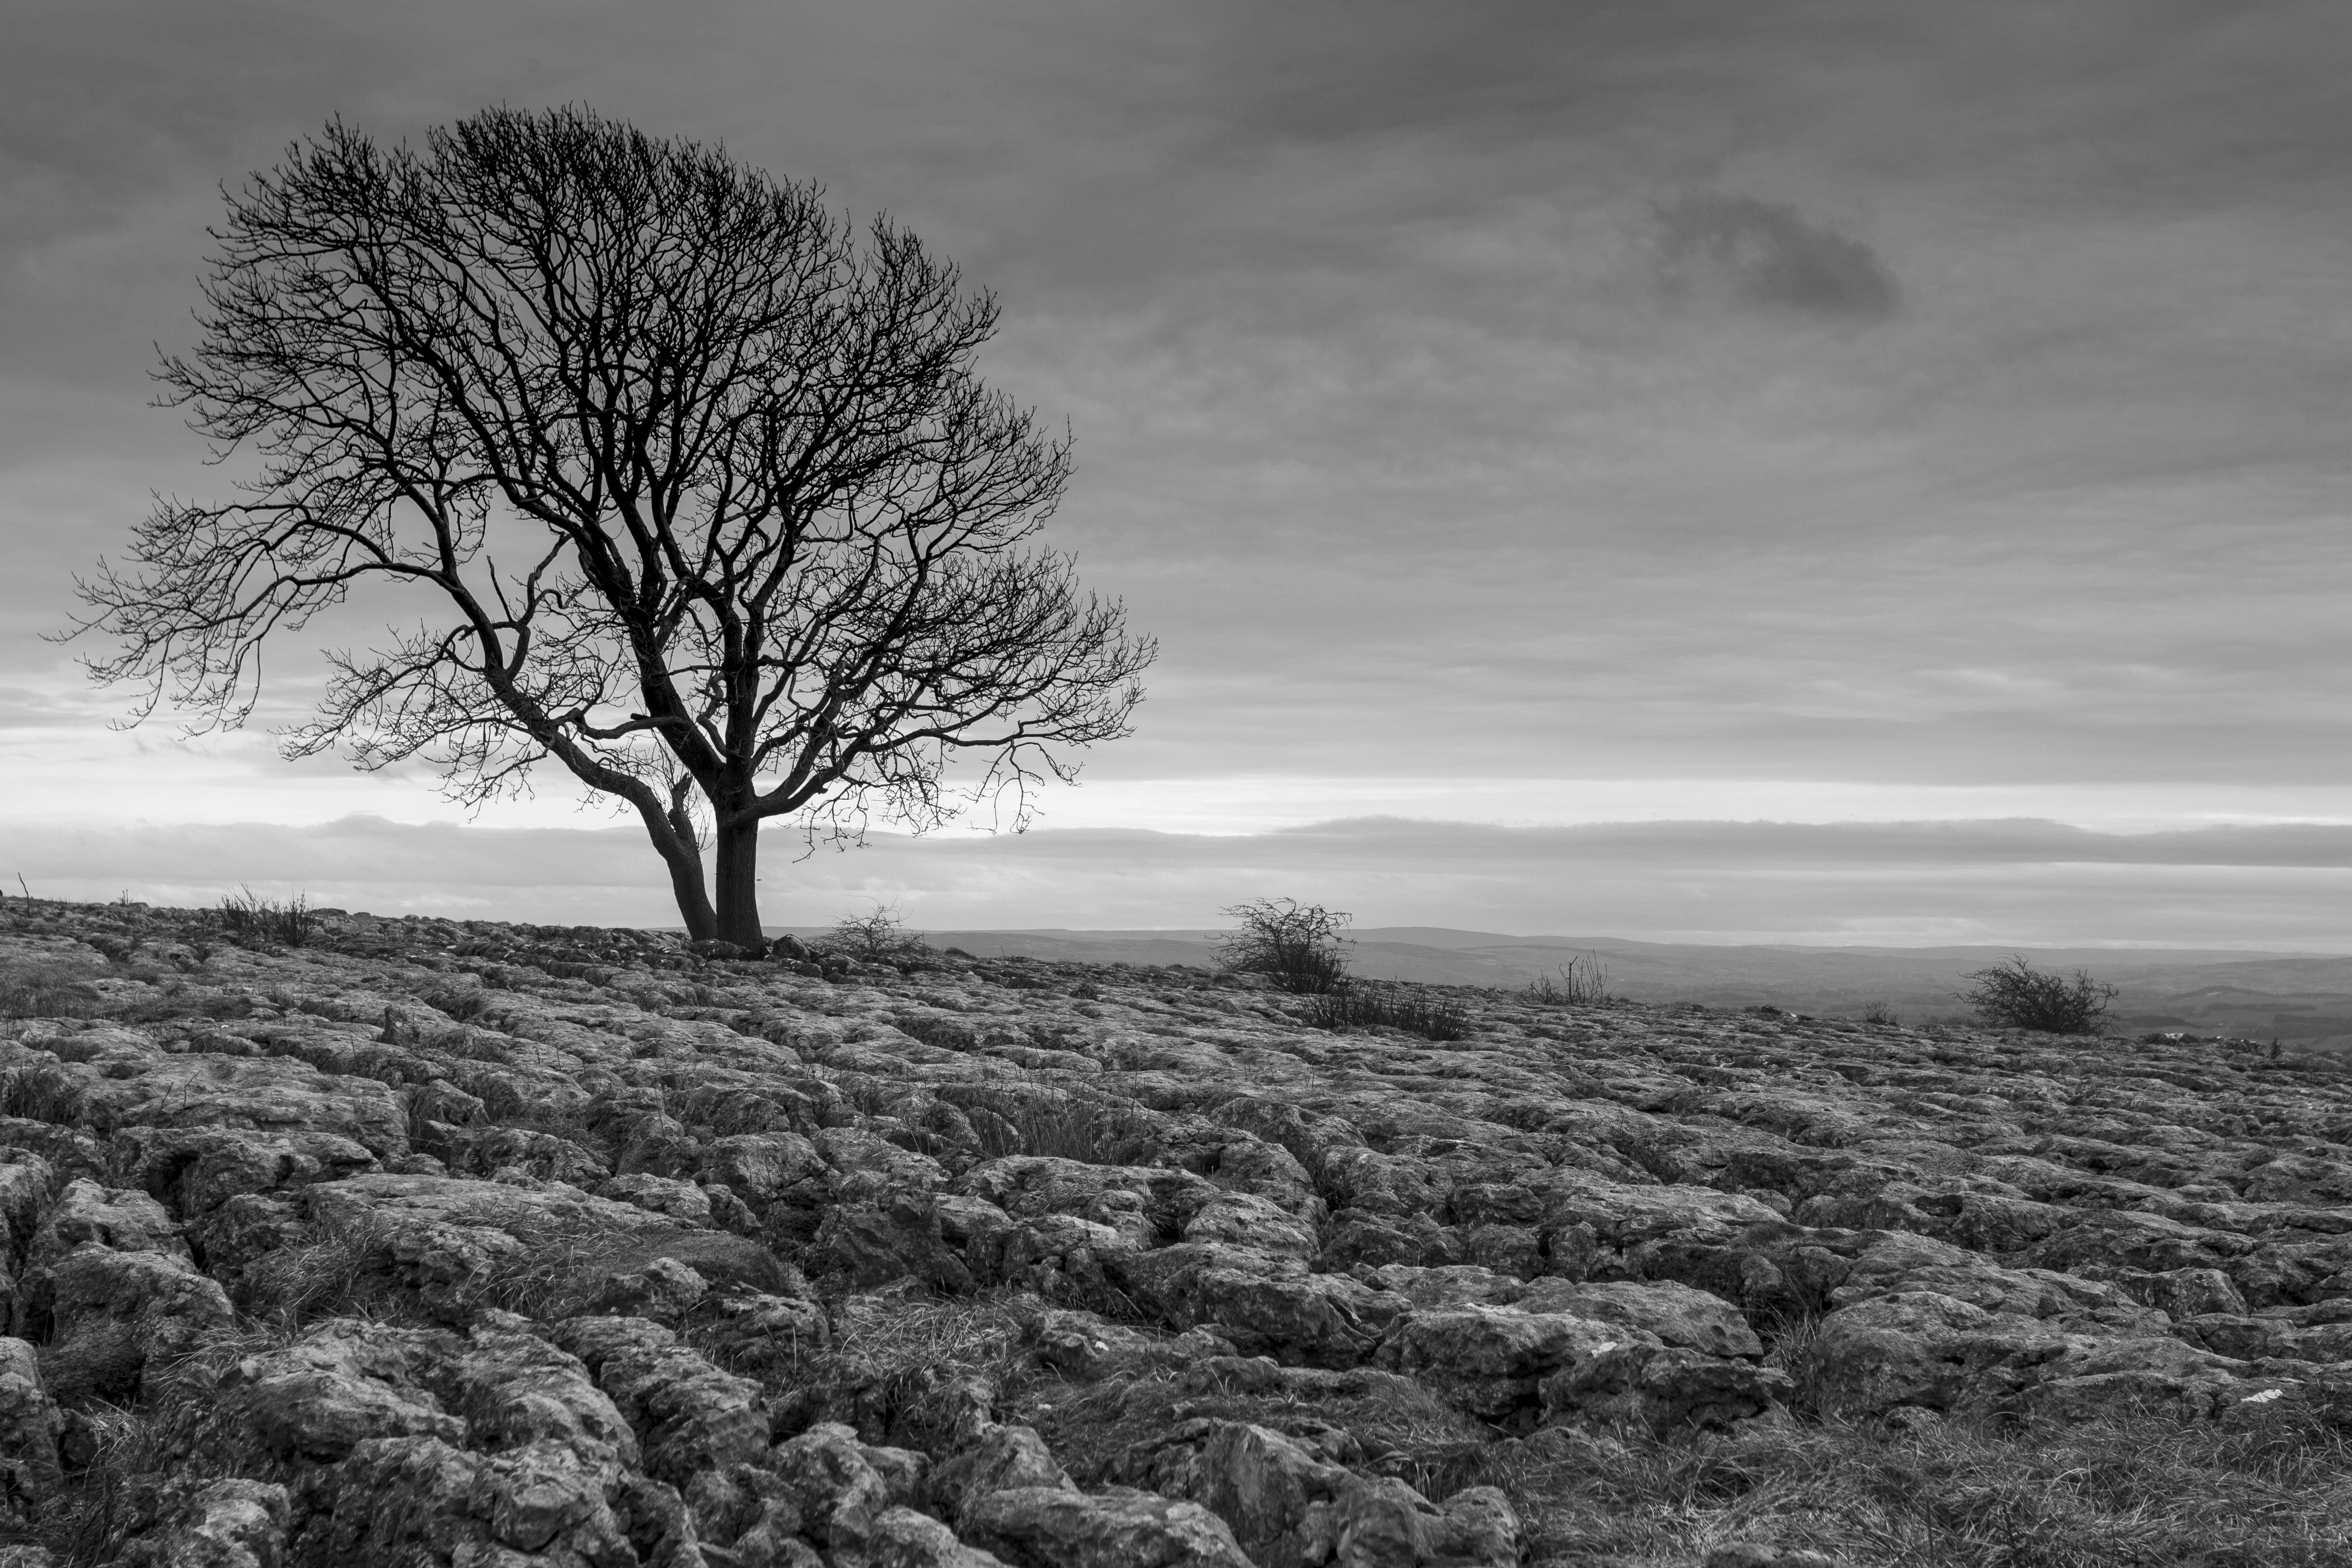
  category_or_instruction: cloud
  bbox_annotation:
[5,0,2352,858]
[8,813,2350,951]
[1650,193,1899,319]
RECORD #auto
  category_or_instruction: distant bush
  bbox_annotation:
[1862,1000,1899,1026]
[820,905,929,963]
[1308,980,1470,1042]
[219,886,314,947]
[1526,954,1611,1006]
[1216,898,1350,994]
[1961,956,2118,1034]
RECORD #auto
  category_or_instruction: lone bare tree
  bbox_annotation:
[69,107,1153,946]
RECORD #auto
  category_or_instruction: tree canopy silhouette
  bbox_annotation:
[72,107,1153,945]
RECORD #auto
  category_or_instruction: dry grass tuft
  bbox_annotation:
[0,1060,87,1123]
[770,1291,1032,1450]
[966,1085,1158,1165]
[236,1219,411,1326]
[1468,1403,2352,1568]
[0,960,109,1021]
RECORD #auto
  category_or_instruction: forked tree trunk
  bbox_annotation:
[711,814,765,949]
[655,833,719,943]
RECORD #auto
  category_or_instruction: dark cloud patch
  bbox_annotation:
[1651,193,1899,319]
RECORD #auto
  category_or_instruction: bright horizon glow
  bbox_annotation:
[5,719,2352,838]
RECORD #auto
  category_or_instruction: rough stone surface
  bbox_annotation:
[3,896,2352,1564]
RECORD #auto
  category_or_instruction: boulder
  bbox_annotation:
[931,1423,1074,1527]
[691,1286,831,1378]
[584,1256,710,1320]
[0,1042,406,1156]
[1540,1344,1792,1433]
[301,1172,684,1319]
[1316,1211,1467,1272]
[1193,1421,1352,1568]
[1113,1243,1402,1369]
[1806,1291,2072,1417]
[957,1156,1217,1251]
[553,1313,769,1484]
[27,1178,184,1270]
[1517,1277,1765,1360]
[1331,1476,1520,1568]
[683,1461,808,1562]
[1377,1305,1642,1425]
[0,1338,59,1522]
[0,1156,52,1268]
[39,1245,233,1405]
[292,1433,639,1566]
[866,1505,1015,1566]
[1023,1309,1237,1384]
[768,1421,896,1556]
[811,1191,978,1291]
[1180,1192,1321,1261]
[603,1171,716,1226]
[107,1127,377,1221]
[116,1477,290,1568]
[961,1485,1256,1568]
[450,1322,639,1460]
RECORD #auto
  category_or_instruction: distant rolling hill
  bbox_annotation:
[768,924,2352,1046]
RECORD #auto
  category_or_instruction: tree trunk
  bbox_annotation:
[712,814,764,949]
[635,804,718,941]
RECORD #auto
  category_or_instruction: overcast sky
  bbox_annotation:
[3,2,2348,944]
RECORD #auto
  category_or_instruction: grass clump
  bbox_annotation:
[1960,956,2118,1035]
[965,1082,1157,1165]
[772,1291,1032,1450]
[0,960,108,1020]
[217,886,315,947]
[1307,980,1470,1042]
[1473,1401,2352,1568]
[1215,898,1350,995]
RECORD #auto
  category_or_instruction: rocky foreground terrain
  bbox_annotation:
[0,899,2348,1567]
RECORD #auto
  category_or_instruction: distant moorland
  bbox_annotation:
[772,927,2352,1049]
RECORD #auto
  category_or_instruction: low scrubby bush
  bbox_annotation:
[1307,979,1470,1041]
[1961,955,2118,1034]
[217,886,314,947]
[1215,898,1350,994]
[820,905,931,963]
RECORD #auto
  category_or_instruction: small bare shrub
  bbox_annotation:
[1961,956,2118,1035]
[1216,899,1350,995]
[1525,954,1611,1006]
[821,905,930,963]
